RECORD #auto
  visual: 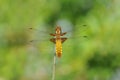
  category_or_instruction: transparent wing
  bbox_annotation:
[26,25,89,56]
[27,24,88,42]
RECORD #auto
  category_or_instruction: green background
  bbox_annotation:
[0,0,120,80]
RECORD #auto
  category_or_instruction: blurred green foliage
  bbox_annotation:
[0,0,120,80]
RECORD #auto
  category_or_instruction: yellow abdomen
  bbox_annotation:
[56,39,62,58]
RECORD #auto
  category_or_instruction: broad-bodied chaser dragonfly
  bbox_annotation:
[27,25,88,58]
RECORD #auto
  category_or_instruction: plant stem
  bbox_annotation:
[52,54,56,80]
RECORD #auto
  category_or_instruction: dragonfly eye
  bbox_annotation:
[55,27,61,34]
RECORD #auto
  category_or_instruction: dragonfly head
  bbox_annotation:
[55,25,61,34]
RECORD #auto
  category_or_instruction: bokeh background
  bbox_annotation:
[0,0,120,80]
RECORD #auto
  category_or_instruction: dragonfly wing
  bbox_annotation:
[50,38,56,44]
[61,38,67,43]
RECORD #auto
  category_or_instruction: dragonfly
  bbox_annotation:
[49,25,67,58]
[28,25,87,58]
